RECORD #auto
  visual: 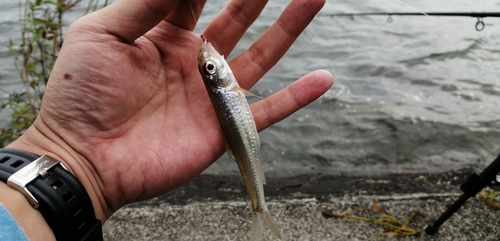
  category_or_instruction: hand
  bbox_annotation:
[8,0,333,222]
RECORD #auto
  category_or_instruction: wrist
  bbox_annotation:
[6,122,110,222]
[0,146,103,240]
[0,182,56,241]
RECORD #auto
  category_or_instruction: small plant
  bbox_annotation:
[479,188,500,209]
[322,201,424,240]
[0,0,110,146]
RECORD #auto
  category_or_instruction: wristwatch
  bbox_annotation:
[0,148,103,241]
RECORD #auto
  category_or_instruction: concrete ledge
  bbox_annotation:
[103,169,500,240]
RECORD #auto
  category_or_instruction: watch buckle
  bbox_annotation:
[7,155,66,209]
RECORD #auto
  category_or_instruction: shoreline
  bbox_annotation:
[103,168,500,240]
[144,168,473,205]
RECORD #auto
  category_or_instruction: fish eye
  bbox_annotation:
[204,61,216,75]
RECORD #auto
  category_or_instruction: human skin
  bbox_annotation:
[0,0,333,240]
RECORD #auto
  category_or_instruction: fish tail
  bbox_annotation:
[250,208,282,241]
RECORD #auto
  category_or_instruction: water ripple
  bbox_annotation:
[399,42,479,67]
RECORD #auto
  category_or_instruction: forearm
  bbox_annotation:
[0,182,56,241]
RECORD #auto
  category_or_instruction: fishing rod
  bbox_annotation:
[319,12,500,31]
[425,153,500,235]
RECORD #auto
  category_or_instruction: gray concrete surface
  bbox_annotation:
[102,170,500,240]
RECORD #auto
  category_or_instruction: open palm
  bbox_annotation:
[11,0,333,220]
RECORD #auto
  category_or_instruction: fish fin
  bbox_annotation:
[263,208,282,240]
[255,157,266,185]
[225,141,236,160]
[251,213,264,241]
[253,127,264,184]
[234,86,263,99]
[251,209,282,241]
[218,129,235,160]
[221,132,236,160]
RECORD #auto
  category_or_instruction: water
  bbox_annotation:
[1,0,499,176]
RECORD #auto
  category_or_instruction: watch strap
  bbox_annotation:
[0,148,103,241]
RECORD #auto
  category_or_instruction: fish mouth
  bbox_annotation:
[198,35,210,64]
[198,37,221,68]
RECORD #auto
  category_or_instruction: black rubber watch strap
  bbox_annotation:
[0,148,103,241]
[0,148,38,181]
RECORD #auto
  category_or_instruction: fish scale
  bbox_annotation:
[207,84,264,208]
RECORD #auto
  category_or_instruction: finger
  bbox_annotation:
[87,0,182,43]
[230,0,325,90]
[202,0,268,56]
[164,0,206,31]
[251,70,334,132]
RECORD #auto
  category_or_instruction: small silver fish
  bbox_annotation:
[198,35,282,241]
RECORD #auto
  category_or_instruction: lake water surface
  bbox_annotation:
[1,0,499,176]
